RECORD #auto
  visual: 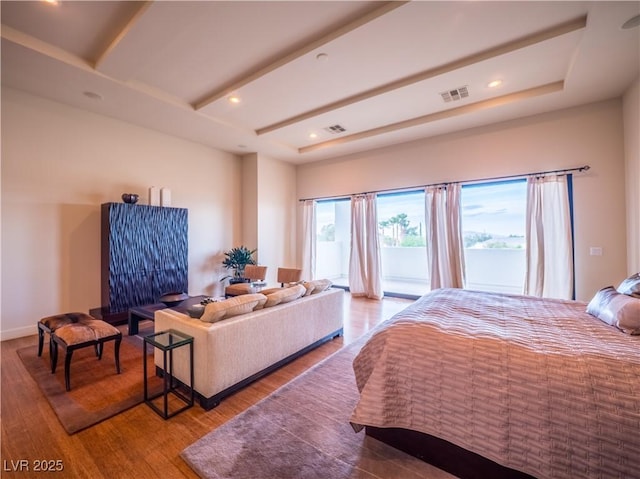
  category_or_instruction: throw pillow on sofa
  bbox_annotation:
[301,278,333,296]
[309,279,333,295]
[264,284,306,308]
[200,293,267,323]
[301,281,315,296]
[256,287,282,296]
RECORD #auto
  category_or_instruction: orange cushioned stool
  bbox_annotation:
[50,319,122,391]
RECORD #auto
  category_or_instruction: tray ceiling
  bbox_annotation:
[1,1,638,164]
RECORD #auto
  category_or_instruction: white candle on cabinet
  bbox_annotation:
[161,187,172,207]
[149,186,160,206]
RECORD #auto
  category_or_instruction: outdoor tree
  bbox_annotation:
[379,213,422,246]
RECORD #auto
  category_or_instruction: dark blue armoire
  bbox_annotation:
[100,202,188,317]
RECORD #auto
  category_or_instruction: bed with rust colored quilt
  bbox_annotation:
[350,288,640,479]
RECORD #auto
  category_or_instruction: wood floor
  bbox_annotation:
[1,294,413,479]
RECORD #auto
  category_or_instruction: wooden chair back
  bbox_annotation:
[277,267,302,287]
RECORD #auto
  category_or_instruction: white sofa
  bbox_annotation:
[154,287,344,409]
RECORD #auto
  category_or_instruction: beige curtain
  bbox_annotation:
[425,184,466,289]
[300,200,316,281]
[349,193,383,299]
[524,175,573,299]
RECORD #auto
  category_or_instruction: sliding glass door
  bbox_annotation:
[314,192,428,297]
[377,191,429,296]
[313,179,553,297]
[460,180,527,294]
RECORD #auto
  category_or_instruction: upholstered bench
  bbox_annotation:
[38,312,98,367]
[50,319,122,391]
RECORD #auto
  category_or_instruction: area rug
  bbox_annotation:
[181,335,455,479]
[17,333,156,434]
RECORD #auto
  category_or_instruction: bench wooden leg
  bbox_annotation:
[37,324,45,357]
[64,349,74,391]
[114,336,122,374]
[51,338,59,374]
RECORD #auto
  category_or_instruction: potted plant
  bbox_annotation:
[221,246,257,284]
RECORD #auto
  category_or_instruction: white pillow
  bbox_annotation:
[263,284,306,308]
[586,286,640,334]
[309,278,333,294]
[200,294,267,323]
[300,282,315,296]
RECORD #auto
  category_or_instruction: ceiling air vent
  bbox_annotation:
[440,86,469,103]
[324,124,347,134]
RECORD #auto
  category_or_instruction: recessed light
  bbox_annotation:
[487,80,502,88]
[83,91,103,100]
[43,0,59,5]
[622,14,640,29]
[316,53,329,61]
[228,96,241,104]
[309,133,318,139]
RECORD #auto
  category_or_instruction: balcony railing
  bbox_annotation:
[316,242,525,297]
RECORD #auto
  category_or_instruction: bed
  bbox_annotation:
[350,287,640,479]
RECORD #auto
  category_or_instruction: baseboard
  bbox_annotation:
[0,325,38,341]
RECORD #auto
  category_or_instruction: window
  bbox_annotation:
[312,175,573,298]
[461,180,527,294]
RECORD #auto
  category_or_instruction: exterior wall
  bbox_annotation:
[1,87,241,339]
[623,77,640,275]
[297,99,629,301]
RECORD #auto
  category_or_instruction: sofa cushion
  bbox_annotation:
[264,284,306,308]
[309,279,333,294]
[200,294,267,323]
[301,282,315,296]
[257,287,282,296]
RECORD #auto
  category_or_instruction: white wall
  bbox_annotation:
[297,99,629,301]
[255,154,298,285]
[623,77,640,274]
[240,153,259,254]
[1,88,242,339]
[237,153,297,285]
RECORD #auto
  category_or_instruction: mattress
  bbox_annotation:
[350,288,640,479]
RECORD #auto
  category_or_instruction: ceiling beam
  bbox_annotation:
[94,1,154,70]
[193,1,408,111]
[258,15,587,136]
[0,25,94,72]
[298,81,565,154]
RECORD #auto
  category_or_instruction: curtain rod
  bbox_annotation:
[298,165,590,202]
